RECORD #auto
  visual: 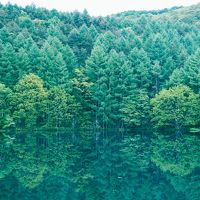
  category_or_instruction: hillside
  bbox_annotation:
[155,3,200,25]
[114,6,181,18]
[0,2,200,129]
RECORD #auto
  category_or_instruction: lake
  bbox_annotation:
[0,129,199,200]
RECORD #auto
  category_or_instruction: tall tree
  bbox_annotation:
[0,42,18,87]
[39,36,69,88]
[85,45,108,128]
[47,86,80,128]
[70,68,93,127]
[128,47,151,90]
[120,89,150,127]
[183,48,200,93]
[0,83,13,128]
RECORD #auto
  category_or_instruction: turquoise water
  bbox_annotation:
[0,129,199,200]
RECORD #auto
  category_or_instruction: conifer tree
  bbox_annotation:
[0,43,18,87]
[85,45,108,128]
[0,83,13,128]
[47,86,79,128]
[183,48,200,93]
[39,36,69,88]
[128,47,151,90]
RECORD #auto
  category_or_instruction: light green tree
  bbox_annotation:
[120,90,150,126]
[47,86,80,128]
[12,74,48,127]
[151,85,200,134]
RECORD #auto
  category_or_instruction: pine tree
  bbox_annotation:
[85,45,108,128]
[62,44,78,76]
[0,42,18,87]
[94,31,116,53]
[70,67,93,127]
[13,30,34,51]
[145,33,174,87]
[47,86,80,128]
[128,47,151,90]
[27,42,42,74]
[39,36,69,88]
[107,50,134,127]
[0,83,13,128]
[16,48,30,78]
[151,61,163,95]
[67,25,95,65]
[183,48,200,93]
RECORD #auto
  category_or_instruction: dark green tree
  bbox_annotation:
[0,83,13,128]
[0,43,18,87]
[39,36,69,88]
[128,47,151,90]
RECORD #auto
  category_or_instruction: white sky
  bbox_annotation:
[0,0,200,16]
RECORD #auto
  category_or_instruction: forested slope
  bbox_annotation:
[155,3,200,25]
[0,3,200,130]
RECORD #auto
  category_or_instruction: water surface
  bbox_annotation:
[0,129,199,200]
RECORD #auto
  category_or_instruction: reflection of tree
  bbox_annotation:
[80,133,182,200]
[118,135,151,200]
[1,130,200,199]
[166,171,200,200]
[119,135,181,200]
[0,130,79,190]
[151,133,200,176]
[0,133,14,179]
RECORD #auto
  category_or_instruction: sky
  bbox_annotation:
[0,0,200,16]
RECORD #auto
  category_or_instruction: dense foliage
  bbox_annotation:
[0,3,200,130]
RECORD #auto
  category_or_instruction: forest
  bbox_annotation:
[0,2,200,200]
[0,2,200,131]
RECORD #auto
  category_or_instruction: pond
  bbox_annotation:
[0,129,200,200]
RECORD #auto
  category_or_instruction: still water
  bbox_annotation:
[0,129,200,200]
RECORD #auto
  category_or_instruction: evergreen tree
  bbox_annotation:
[151,61,163,95]
[47,86,80,128]
[13,30,34,51]
[0,83,13,128]
[120,90,150,127]
[67,25,95,65]
[62,44,78,75]
[145,33,174,87]
[107,50,135,127]
[0,42,18,87]
[128,47,151,90]
[85,45,108,127]
[94,31,116,53]
[27,42,42,74]
[16,48,30,78]
[39,36,69,88]
[70,68,93,127]
[183,48,200,93]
